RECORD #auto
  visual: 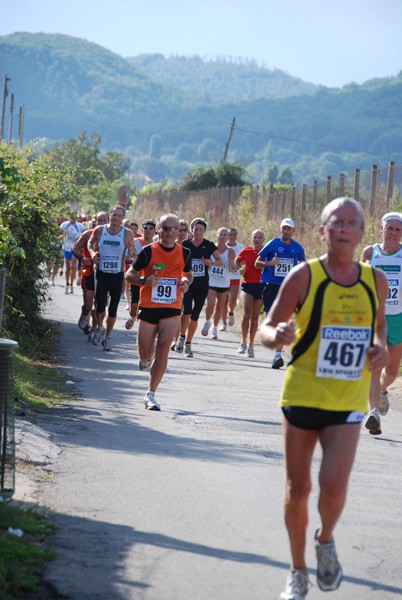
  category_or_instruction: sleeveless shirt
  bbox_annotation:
[280,258,378,412]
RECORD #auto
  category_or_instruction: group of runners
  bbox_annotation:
[55,197,402,598]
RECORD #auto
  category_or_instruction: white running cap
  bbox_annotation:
[280,218,295,228]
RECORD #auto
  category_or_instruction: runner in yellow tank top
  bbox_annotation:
[260,197,388,600]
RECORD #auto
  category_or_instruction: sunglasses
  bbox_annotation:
[179,228,188,232]
[161,225,179,232]
[143,225,155,230]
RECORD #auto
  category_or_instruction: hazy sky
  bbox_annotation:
[2,0,401,87]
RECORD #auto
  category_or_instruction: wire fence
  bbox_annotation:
[135,162,402,231]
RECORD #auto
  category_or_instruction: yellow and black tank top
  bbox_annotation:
[280,258,379,412]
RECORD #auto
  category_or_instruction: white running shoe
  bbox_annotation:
[125,317,135,330]
[64,284,69,294]
[247,345,255,358]
[314,529,343,592]
[228,313,235,326]
[92,326,105,345]
[88,330,96,343]
[280,568,309,599]
[102,336,112,351]
[185,342,193,358]
[379,390,389,416]
[139,358,153,371]
[201,320,211,336]
[144,391,160,411]
[211,326,218,339]
[50,277,55,286]
[219,322,227,332]
[237,341,247,354]
[365,407,382,435]
[69,284,74,294]
[175,337,185,353]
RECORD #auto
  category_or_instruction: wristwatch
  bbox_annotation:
[140,276,147,285]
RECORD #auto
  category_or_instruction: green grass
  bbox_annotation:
[0,503,57,598]
[13,347,78,412]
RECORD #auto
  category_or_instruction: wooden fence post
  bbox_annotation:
[301,184,307,234]
[339,173,345,197]
[281,190,287,215]
[326,176,331,204]
[370,165,378,216]
[291,185,296,222]
[387,161,395,210]
[312,180,318,211]
[354,168,360,201]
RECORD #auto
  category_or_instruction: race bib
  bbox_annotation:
[211,265,224,278]
[151,278,177,304]
[386,278,400,307]
[316,326,371,381]
[100,256,120,273]
[192,258,205,277]
[274,258,294,277]
[64,231,77,251]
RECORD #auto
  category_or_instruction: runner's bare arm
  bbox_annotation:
[260,262,309,349]
[255,253,279,269]
[367,268,389,373]
[88,226,102,264]
[72,231,91,266]
[124,229,136,257]
[360,245,373,263]
[204,248,223,268]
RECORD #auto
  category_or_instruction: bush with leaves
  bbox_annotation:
[0,142,79,349]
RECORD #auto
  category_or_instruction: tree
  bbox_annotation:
[180,166,218,191]
[278,166,295,185]
[175,143,198,162]
[0,142,80,348]
[215,160,248,188]
[198,138,219,162]
[262,163,279,185]
[149,134,162,159]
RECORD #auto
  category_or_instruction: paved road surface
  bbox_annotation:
[24,283,402,599]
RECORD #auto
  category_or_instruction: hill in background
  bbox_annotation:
[1,32,402,185]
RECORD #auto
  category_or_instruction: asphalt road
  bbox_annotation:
[27,282,402,599]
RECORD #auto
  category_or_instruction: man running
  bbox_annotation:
[60,211,86,294]
[234,229,265,358]
[361,211,402,435]
[72,211,109,336]
[221,228,244,330]
[175,218,222,358]
[260,197,388,600]
[125,219,156,331]
[202,227,235,340]
[88,205,135,351]
[126,213,193,411]
[255,217,305,368]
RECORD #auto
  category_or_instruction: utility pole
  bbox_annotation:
[18,105,25,148]
[223,117,236,161]
[0,74,10,142]
[8,93,14,144]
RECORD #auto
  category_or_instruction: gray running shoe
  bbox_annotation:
[314,529,343,592]
[175,337,185,353]
[247,344,255,358]
[237,341,247,354]
[228,313,235,326]
[272,355,284,369]
[69,284,74,294]
[219,322,227,332]
[92,326,105,346]
[211,325,218,339]
[78,312,88,330]
[102,336,112,351]
[185,342,193,358]
[379,390,389,416]
[139,358,153,371]
[64,284,69,294]
[280,568,309,599]
[88,330,96,343]
[201,320,211,336]
[365,407,382,435]
[51,277,55,286]
[144,392,160,411]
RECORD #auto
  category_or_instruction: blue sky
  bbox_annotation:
[2,0,401,87]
